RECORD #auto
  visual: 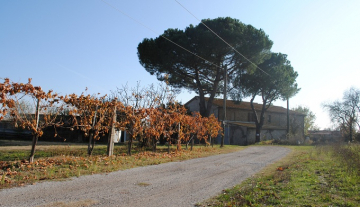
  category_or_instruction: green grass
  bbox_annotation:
[0,145,127,161]
[199,144,360,207]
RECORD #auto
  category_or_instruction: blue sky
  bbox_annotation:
[1,0,359,129]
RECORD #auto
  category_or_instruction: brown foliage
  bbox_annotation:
[1,78,63,136]
[1,78,223,157]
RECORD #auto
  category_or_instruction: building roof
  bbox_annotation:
[185,96,305,116]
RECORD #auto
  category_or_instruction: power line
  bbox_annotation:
[174,0,271,77]
[100,0,222,70]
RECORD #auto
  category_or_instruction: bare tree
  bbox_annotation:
[323,87,360,142]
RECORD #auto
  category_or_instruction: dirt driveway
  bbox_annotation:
[0,146,290,207]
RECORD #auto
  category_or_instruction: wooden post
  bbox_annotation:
[107,105,116,156]
[88,106,98,155]
[287,97,290,138]
[177,123,181,150]
[29,98,40,163]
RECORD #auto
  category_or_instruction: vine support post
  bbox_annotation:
[107,105,116,156]
[177,123,181,150]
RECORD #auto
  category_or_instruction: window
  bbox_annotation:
[268,115,271,123]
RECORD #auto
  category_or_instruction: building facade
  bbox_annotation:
[185,96,305,145]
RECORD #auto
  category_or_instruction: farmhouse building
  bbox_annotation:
[185,96,305,145]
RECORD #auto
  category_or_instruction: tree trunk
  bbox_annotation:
[29,135,39,163]
[177,139,181,150]
[195,61,222,118]
[88,132,94,156]
[153,138,157,152]
[255,125,261,143]
[198,90,217,117]
[198,95,207,117]
[191,138,194,151]
[91,136,95,153]
[127,138,132,156]
[29,98,40,163]
[349,118,353,142]
[250,94,267,143]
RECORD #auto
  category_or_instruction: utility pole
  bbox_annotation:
[221,65,227,147]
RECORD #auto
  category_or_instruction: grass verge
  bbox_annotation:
[199,144,360,206]
[0,143,243,189]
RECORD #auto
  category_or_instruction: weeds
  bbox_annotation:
[200,144,360,206]
[330,143,360,176]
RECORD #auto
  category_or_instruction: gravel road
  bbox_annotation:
[0,146,290,207]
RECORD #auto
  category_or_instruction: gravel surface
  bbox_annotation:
[0,146,290,207]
